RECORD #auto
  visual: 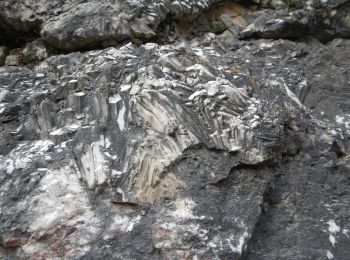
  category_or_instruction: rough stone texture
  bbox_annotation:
[0,0,224,50]
[1,1,350,260]
[0,47,9,66]
[1,0,349,51]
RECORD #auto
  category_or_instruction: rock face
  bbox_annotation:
[1,0,350,259]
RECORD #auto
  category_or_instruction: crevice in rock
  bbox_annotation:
[240,170,282,260]
[0,19,38,48]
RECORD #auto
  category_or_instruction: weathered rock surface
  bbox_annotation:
[1,0,350,51]
[1,0,350,260]
[1,0,224,50]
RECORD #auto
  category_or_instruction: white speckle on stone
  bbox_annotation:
[335,114,350,128]
[5,159,14,174]
[328,220,340,233]
[35,73,45,78]
[327,250,334,259]
[330,10,337,16]
[126,215,142,232]
[105,138,112,148]
[188,89,207,101]
[108,94,121,104]
[144,42,158,50]
[170,198,198,219]
[285,84,305,108]
[274,19,285,24]
[50,127,67,136]
[121,84,131,92]
[111,170,123,178]
[37,140,54,153]
[117,102,126,131]
[117,187,126,201]
[15,157,31,169]
[74,91,86,97]
[259,42,274,49]
[67,123,80,130]
[329,234,336,247]
[208,242,217,248]
[228,231,249,254]
[105,214,141,237]
[336,115,344,124]
[298,79,307,90]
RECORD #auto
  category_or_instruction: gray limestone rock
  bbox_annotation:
[0,1,350,260]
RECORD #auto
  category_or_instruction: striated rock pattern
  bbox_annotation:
[1,0,350,259]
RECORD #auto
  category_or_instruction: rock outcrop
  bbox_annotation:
[1,0,350,259]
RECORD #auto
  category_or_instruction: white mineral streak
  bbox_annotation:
[328,220,340,233]
[103,214,142,240]
[28,167,93,232]
[229,231,249,253]
[127,90,194,202]
[327,220,341,247]
[327,250,334,259]
[170,198,198,219]
[81,142,109,188]
[268,78,306,109]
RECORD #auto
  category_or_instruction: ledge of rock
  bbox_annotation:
[1,0,350,51]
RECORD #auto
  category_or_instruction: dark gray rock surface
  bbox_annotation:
[0,0,350,259]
